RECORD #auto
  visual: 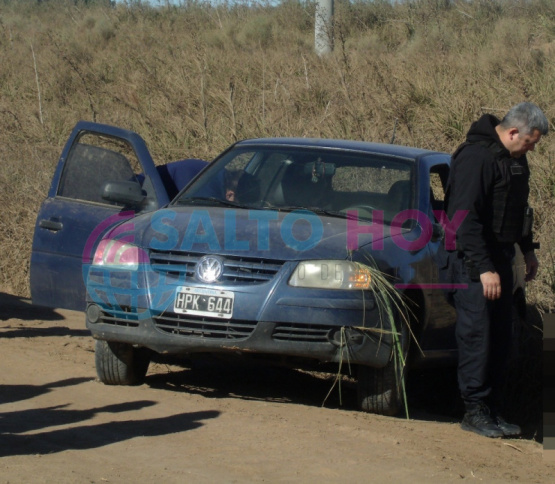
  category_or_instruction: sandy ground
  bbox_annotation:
[1,291,553,483]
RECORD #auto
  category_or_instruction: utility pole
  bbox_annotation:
[315,0,334,56]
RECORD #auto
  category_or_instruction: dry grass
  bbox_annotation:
[0,0,554,309]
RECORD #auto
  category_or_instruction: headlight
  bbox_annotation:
[92,239,147,270]
[289,260,372,290]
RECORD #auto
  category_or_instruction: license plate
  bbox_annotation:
[174,286,234,318]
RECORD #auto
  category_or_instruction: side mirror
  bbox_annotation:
[101,180,145,207]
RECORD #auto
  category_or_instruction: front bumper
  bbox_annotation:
[86,302,395,368]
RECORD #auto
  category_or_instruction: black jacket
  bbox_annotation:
[445,114,534,274]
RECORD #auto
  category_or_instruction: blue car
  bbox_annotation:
[32,121,473,416]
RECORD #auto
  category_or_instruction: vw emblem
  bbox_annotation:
[195,256,224,283]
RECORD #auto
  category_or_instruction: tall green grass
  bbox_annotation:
[0,0,553,309]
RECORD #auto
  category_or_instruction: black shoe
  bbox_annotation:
[494,415,521,437]
[461,403,504,438]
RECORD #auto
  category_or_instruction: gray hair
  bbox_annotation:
[499,102,549,135]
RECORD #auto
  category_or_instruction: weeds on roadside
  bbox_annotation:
[0,0,553,313]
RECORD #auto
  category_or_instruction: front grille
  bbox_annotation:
[98,307,140,328]
[272,323,333,343]
[149,250,284,284]
[154,312,257,339]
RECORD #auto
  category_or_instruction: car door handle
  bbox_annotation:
[39,219,63,231]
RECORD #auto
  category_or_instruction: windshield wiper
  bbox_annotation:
[300,207,352,219]
[174,196,248,209]
[175,199,349,219]
[275,205,349,219]
[312,208,350,219]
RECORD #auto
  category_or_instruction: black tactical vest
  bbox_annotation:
[448,140,530,245]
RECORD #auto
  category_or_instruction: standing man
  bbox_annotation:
[444,102,548,438]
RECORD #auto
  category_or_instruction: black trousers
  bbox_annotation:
[444,248,515,409]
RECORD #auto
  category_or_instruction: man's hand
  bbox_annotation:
[524,251,539,282]
[480,271,501,300]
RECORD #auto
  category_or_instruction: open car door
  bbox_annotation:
[30,121,171,311]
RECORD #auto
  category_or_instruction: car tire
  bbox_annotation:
[95,340,151,385]
[357,320,409,416]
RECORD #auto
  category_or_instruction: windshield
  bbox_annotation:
[173,145,414,225]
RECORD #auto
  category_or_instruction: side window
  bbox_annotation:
[332,164,411,194]
[430,164,449,214]
[57,133,143,205]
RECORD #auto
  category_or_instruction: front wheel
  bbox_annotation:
[95,340,151,385]
[357,363,404,416]
[357,321,409,416]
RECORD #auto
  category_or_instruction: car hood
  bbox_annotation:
[114,206,397,261]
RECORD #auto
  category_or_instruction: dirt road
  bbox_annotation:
[1,292,553,483]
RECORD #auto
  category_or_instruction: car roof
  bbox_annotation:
[233,137,445,160]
